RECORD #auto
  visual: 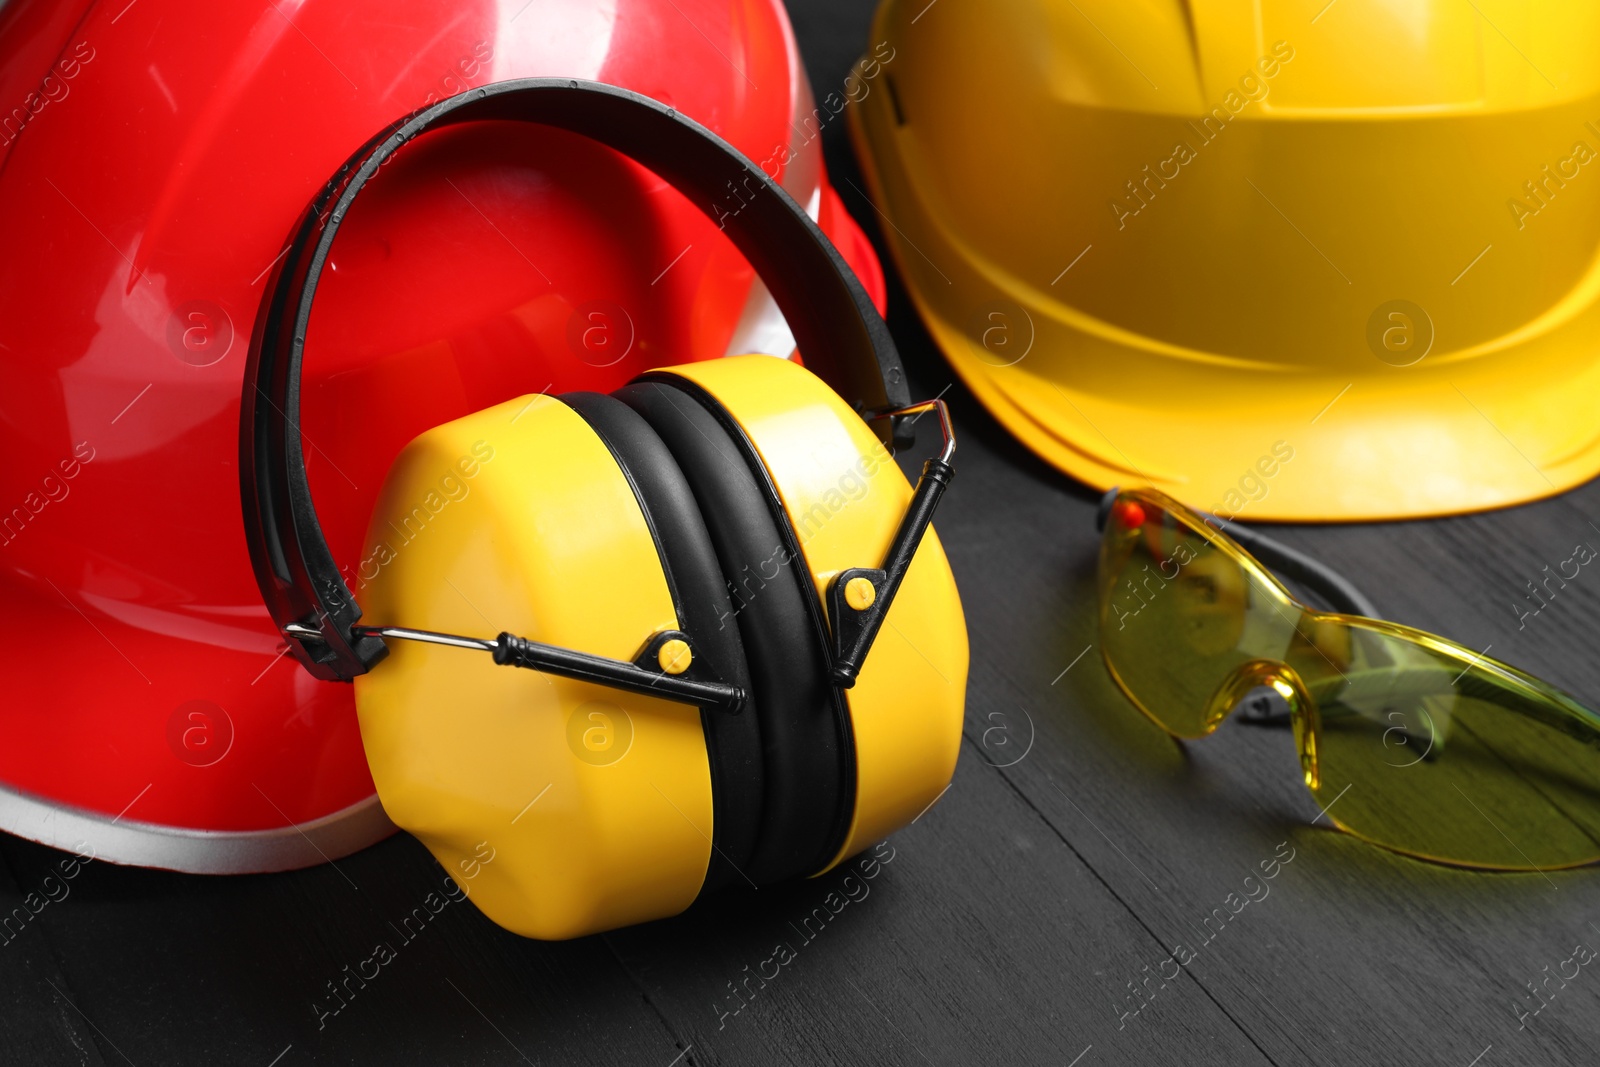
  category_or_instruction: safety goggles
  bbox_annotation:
[1095,486,1600,871]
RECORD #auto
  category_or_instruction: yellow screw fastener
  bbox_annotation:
[844,576,877,611]
[657,638,693,675]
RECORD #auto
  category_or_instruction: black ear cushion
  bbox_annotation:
[561,392,764,893]
[615,380,853,886]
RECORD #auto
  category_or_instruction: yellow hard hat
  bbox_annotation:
[850,0,1600,520]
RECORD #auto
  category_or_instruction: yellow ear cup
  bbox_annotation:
[651,356,969,870]
[352,394,714,939]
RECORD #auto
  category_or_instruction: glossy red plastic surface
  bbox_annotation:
[0,0,885,843]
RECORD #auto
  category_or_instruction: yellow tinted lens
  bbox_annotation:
[1305,623,1600,870]
[1098,492,1300,737]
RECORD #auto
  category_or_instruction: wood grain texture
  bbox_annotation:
[7,2,1600,1064]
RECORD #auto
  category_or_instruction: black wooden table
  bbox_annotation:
[7,3,1600,1063]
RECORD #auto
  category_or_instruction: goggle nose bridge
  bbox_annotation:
[1202,658,1322,790]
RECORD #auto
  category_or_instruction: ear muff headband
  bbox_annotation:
[240,79,911,681]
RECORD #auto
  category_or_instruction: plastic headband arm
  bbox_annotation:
[828,399,955,686]
[241,79,911,681]
[345,626,745,715]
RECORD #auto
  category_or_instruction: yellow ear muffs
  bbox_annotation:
[240,82,966,942]
[353,356,967,939]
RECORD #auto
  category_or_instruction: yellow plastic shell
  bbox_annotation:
[852,0,1600,520]
[661,356,968,871]
[354,356,967,939]
[353,394,713,940]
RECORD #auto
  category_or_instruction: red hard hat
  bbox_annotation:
[0,0,885,871]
